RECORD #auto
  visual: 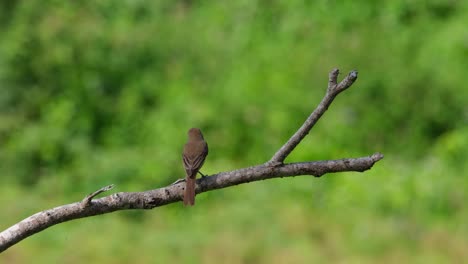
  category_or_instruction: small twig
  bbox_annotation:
[268,69,358,165]
[81,184,115,207]
[171,178,186,185]
[171,171,206,186]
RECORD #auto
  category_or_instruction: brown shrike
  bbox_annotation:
[182,128,208,206]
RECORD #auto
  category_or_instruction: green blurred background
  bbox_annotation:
[1,1,467,263]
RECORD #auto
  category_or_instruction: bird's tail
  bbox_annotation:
[184,176,196,206]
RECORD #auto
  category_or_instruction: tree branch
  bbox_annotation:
[0,68,382,253]
[268,69,358,165]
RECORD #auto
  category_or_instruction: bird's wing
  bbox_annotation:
[183,141,208,177]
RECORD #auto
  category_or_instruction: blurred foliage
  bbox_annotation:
[0,0,467,263]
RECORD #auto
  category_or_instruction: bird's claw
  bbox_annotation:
[171,178,186,185]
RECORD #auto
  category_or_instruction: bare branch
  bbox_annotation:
[0,68,381,253]
[268,69,358,165]
[335,70,358,92]
[0,152,382,252]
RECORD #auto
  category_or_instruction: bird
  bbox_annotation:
[182,128,208,206]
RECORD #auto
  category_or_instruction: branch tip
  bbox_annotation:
[371,152,384,162]
[101,184,115,192]
[335,69,358,92]
[328,68,340,88]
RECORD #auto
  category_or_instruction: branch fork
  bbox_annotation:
[81,184,115,208]
[268,69,358,166]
